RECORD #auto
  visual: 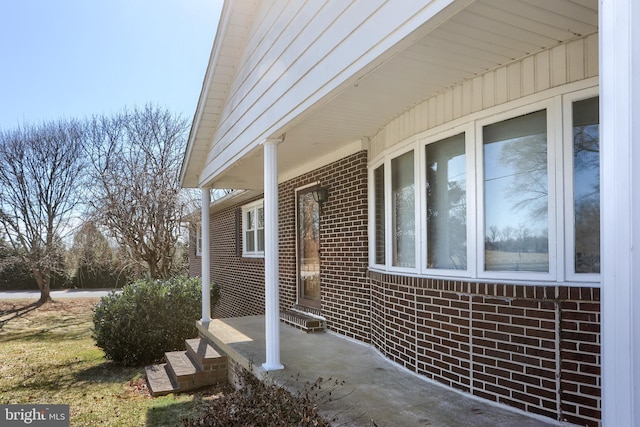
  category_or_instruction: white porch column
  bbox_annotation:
[262,138,284,371]
[601,0,640,425]
[200,188,211,323]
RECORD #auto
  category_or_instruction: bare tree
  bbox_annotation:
[0,120,85,303]
[86,105,194,279]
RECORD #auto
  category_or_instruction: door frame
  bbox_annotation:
[295,183,322,308]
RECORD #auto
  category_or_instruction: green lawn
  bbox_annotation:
[0,298,225,426]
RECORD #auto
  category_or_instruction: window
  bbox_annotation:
[195,227,202,256]
[426,133,466,270]
[483,110,549,272]
[370,87,600,284]
[392,150,415,268]
[373,165,385,265]
[242,200,264,257]
[568,95,600,277]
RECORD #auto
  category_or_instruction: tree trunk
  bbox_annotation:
[32,267,52,305]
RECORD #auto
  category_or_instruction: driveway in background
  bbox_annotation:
[0,289,119,299]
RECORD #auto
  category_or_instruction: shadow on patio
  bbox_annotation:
[197,316,571,427]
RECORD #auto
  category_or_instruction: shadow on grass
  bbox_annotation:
[146,388,225,427]
[146,400,194,427]
[75,361,142,384]
[0,301,41,330]
[0,315,92,342]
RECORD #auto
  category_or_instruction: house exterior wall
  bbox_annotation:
[191,34,601,426]
[193,146,601,426]
[193,151,370,335]
[370,273,600,425]
[363,33,600,426]
[278,151,370,342]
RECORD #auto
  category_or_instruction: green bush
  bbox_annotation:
[92,276,220,366]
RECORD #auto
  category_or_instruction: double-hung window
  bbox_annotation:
[242,199,265,257]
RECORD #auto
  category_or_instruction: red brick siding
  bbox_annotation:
[369,272,601,426]
[199,198,267,318]
[279,151,370,342]
[190,151,370,342]
[188,149,601,426]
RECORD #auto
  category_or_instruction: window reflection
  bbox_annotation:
[483,110,549,272]
[392,151,415,268]
[573,97,600,274]
[426,133,466,269]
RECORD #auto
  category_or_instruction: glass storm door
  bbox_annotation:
[298,188,321,308]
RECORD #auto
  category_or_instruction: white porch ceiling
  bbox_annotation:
[189,0,597,190]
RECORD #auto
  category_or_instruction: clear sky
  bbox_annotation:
[0,0,223,130]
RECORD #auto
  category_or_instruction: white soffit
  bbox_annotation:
[187,0,597,190]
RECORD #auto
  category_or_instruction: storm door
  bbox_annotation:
[297,187,321,308]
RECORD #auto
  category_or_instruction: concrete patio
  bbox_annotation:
[197,316,575,427]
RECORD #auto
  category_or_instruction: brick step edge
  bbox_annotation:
[145,363,178,397]
[280,310,325,333]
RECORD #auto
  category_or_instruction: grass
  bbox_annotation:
[0,298,226,426]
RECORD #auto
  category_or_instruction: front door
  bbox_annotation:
[297,187,321,308]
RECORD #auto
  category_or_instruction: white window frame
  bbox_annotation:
[368,80,600,286]
[242,199,265,258]
[195,227,202,257]
[419,124,476,278]
[563,87,600,283]
[476,99,559,282]
[368,161,387,269]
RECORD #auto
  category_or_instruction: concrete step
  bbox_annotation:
[145,363,178,397]
[186,338,226,372]
[280,309,325,333]
[165,351,201,391]
[145,338,228,397]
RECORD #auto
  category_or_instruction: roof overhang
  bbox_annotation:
[182,0,597,190]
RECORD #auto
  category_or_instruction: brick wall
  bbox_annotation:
[191,151,370,342]
[369,272,601,426]
[189,149,601,426]
[193,197,267,318]
[278,151,370,342]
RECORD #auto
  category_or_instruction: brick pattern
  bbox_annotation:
[369,272,601,427]
[191,151,370,342]
[559,290,601,426]
[188,150,601,426]
[190,197,266,318]
[278,151,370,342]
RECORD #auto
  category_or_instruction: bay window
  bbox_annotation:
[370,87,600,284]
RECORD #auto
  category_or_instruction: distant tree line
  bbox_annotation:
[485,224,548,254]
[0,105,197,303]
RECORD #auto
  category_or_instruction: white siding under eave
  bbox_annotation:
[369,33,599,159]
[201,0,463,186]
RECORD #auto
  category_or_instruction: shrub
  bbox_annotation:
[92,276,220,366]
[181,366,341,426]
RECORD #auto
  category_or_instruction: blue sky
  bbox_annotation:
[0,0,222,130]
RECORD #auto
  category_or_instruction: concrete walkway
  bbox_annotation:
[0,289,119,300]
[198,316,575,427]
